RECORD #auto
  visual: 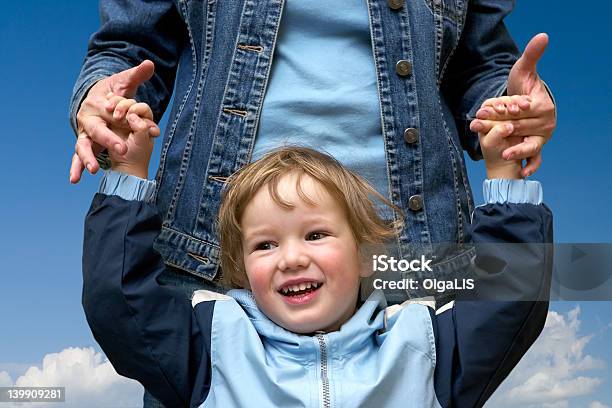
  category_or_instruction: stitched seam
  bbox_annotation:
[200,0,253,188]
[154,0,200,204]
[161,225,221,249]
[440,95,464,244]
[241,0,285,165]
[366,0,394,215]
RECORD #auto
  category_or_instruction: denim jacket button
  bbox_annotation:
[403,128,419,144]
[388,0,404,10]
[396,60,412,76]
[408,195,423,211]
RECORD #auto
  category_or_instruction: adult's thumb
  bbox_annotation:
[514,33,549,74]
[112,60,155,97]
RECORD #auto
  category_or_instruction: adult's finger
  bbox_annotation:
[69,153,85,184]
[522,152,543,177]
[513,33,549,75]
[74,135,99,175]
[144,118,161,137]
[82,116,127,155]
[469,118,495,134]
[501,137,544,161]
[111,60,155,98]
[507,33,549,96]
[479,95,531,118]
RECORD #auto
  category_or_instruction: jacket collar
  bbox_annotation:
[228,289,388,357]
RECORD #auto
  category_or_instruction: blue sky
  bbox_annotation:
[0,1,611,407]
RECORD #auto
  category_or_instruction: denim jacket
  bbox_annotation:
[71,0,521,281]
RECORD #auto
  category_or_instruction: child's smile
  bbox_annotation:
[241,172,369,334]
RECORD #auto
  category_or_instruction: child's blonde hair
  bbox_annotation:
[218,146,403,288]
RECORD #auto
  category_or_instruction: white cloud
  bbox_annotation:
[0,371,13,387]
[1,347,142,408]
[485,307,606,408]
[590,401,611,408]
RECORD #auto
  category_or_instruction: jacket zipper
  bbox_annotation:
[315,333,331,408]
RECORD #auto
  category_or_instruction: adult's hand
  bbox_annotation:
[70,60,157,183]
[470,34,556,177]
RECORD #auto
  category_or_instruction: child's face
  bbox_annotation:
[241,173,368,334]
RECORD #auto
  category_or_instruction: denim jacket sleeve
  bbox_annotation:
[441,0,520,160]
[69,0,185,135]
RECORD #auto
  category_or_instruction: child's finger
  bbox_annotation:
[521,152,542,177]
[127,102,154,121]
[480,123,514,151]
[113,98,137,121]
[127,112,149,132]
[105,94,124,112]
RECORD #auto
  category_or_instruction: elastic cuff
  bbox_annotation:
[99,170,156,202]
[483,179,542,205]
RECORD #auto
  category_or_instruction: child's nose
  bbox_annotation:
[278,242,310,272]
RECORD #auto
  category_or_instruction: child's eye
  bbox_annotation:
[254,241,275,251]
[306,232,327,241]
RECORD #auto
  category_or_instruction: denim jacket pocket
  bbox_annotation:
[422,0,467,83]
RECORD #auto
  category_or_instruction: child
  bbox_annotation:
[82,98,553,407]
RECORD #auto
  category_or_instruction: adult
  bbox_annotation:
[70,1,555,406]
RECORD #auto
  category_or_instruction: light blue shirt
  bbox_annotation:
[253,0,388,210]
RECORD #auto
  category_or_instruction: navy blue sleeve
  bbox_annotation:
[432,202,553,408]
[82,193,213,408]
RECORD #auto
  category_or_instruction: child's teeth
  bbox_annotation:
[281,282,321,294]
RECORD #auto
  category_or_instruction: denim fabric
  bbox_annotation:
[71,0,520,283]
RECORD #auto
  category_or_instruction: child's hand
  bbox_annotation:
[478,118,523,180]
[470,94,552,178]
[105,93,160,178]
